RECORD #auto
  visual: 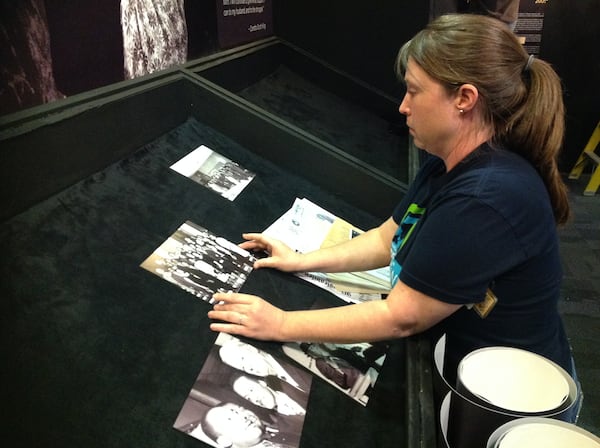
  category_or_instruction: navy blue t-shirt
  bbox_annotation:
[391,144,572,379]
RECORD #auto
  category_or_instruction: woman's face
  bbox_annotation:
[398,58,459,156]
[204,403,264,447]
[233,375,277,410]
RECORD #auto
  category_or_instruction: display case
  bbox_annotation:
[0,47,435,448]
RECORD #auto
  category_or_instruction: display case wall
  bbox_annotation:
[187,37,413,183]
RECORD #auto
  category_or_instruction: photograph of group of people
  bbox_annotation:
[174,333,311,448]
[140,221,255,303]
[170,144,256,201]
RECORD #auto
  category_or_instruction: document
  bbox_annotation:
[263,198,390,303]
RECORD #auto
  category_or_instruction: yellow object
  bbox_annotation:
[568,120,600,196]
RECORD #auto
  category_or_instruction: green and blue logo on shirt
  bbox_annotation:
[390,203,426,286]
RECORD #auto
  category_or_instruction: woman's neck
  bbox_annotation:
[443,124,493,172]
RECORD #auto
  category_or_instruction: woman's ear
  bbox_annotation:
[456,83,479,113]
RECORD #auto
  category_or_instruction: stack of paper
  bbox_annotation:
[263,198,390,303]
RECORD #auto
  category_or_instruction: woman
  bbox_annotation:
[208,14,580,421]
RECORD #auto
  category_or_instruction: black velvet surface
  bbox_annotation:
[1,118,411,447]
[237,65,409,182]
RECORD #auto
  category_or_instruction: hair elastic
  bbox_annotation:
[524,54,534,72]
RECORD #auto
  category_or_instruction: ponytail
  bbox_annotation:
[504,57,571,224]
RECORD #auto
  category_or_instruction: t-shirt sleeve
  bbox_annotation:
[398,194,526,305]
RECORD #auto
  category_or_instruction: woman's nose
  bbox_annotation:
[398,97,409,115]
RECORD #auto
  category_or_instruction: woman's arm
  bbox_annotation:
[208,279,461,343]
[241,217,398,274]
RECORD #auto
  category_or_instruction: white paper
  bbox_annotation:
[262,198,386,303]
[458,347,570,413]
[496,421,600,448]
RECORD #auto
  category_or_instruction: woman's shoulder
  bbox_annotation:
[454,145,546,197]
[453,146,556,230]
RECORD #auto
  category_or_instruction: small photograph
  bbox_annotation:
[140,221,255,302]
[282,341,388,406]
[282,302,389,406]
[174,333,311,448]
[170,144,256,200]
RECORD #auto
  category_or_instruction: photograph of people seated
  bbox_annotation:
[173,333,311,448]
[281,299,390,406]
[284,341,388,406]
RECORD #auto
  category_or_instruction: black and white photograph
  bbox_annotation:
[170,144,256,200]
[140,221,255,302]
[281,301,389,406]
[283,341,388,407]
[173,333,311,448]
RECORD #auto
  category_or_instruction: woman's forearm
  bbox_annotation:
[209,280,461,343]
[296,218,397,273]
[278,299,411,343]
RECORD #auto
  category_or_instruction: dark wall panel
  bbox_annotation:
[539,0,600,171]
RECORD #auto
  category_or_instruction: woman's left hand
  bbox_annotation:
[208,292,286,341]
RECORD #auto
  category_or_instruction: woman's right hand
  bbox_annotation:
[239,233,303,272]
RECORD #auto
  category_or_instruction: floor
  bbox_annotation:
[558,173,600,436]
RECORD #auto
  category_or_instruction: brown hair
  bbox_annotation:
[396,14,570,224]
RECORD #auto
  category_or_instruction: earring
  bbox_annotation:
[459,109,464,114]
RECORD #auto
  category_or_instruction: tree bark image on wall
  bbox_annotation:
[120,0,188,79]
[0,0,63,115]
